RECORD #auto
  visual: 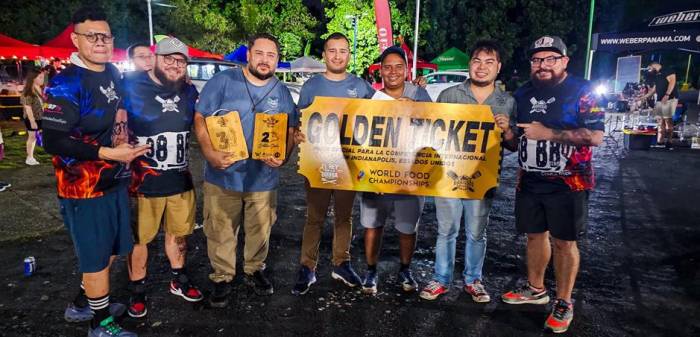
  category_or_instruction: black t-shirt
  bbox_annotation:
[122,71,199,197]
[513,76,605,194]
[43,63,129,199]
[653,68,678,100]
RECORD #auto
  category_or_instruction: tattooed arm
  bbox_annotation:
[517,122,604,146]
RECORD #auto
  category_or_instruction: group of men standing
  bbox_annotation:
[42,6,604,337]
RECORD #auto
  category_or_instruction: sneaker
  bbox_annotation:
[245,270,274,296]
[88,316,137,337]
[361,270,378,295]
[127,292,147,318]
[397,269,418,292]
[544,299,574,333]
[25,157,39,166]
[208,281,231,308]
[170,274,203,302]
[501,283,550,305]
[665,142,674,150]
[331,261,362,288]
[291,266,317,295]
[0,182,11,192]
[464,280,491,303]
[64,303,126,323]
[419,280,449,300]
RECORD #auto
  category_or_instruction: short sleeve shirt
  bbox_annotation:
[195,68,297,192]
[43,63,128,199]
[513,76,605,193]
[297,73,375,111]
[122,71,199,197]
[652,68,678,100]
[20,92,44,120]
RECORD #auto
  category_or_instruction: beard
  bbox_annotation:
[154,66,185,92]
[248,63,274,80]
[531,69,567,88]
[470,77,494,87]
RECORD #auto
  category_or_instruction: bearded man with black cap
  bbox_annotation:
[500,35,605,334]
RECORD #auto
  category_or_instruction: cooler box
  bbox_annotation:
[623,129,656,150]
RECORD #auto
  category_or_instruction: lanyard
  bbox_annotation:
[244,76,279,112]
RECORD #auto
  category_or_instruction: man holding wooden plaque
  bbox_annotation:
[193,33,296,307]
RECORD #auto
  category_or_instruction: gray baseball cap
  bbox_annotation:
[155,37,190,60]
[527,35,567,57]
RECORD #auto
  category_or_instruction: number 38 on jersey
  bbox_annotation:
[518,135,574,173]
[136,131,190,171]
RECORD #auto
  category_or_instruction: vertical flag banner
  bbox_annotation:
[374,0,394,52]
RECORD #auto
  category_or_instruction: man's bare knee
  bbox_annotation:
[527,232,547,242]
[552,238,577,252]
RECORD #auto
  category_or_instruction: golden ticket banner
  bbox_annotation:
[252,113,288,161]
[205,111,249,162]
[298,97,502,199]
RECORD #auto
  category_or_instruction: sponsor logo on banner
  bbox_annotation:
[447,170,482,192]
[320,163,341,185]
[649,10,700,27]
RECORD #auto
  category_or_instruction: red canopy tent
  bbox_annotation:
[41,25,127,61]
[0,33,41,59]
[188,46,223,60]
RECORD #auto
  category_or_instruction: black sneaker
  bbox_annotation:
[291,266,317,296]
[665,142,674,150]
[361,269,378,295]
[127,291,147,318]
[0,182,10,192]
[246,270,274,296]
[398,269,418,292]
[209,281,231,308]
[331,261,362,288]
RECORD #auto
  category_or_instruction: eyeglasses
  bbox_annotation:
[74,32,114,44]
[161,55,187,67]
[530,56,564,67]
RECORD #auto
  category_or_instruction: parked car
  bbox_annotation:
[187,58,238,92]
[424,71,469,101]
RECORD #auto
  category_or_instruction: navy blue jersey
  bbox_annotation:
[122,71,199,197]
[43,63,128,199]
[513,76,605,193]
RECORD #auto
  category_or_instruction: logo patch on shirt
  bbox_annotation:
[267,97,279,111]
[529,97,556,114]
[100,81,119,103]
[155,95,181,113]
[44,103,62,114]
[347,88,358,98]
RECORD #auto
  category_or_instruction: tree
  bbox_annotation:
[238,0,318,60]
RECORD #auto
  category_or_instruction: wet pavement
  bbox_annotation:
[1,112,699,337]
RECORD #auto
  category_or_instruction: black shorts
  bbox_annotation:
[23,118,42,131]
[515,190,589,241]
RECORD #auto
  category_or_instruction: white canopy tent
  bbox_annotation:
[291,56,326,73]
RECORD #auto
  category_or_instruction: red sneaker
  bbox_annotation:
[419,280,449,300]
[544,299,574,333]
[170,275,204,302]
[464,280,491,303]
[127,292,147,318]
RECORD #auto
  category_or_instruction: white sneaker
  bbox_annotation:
[25,157,39,166]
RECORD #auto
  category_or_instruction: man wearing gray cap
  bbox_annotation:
[121,36,203,318]
[500,36,604,333]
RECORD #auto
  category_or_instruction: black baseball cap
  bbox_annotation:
[379,46,407,64]
[527,35,567,57]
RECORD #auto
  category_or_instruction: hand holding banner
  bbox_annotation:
[298,97,502,199]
